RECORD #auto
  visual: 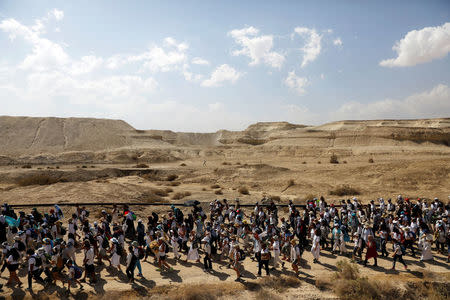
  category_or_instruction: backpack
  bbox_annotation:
[106,214,112,223]
[115,244,123,256]
[73,266,82,279]
[9,248,20,261]
[34,255,42,267]
[138,246,145,259]
[102,236,109,249]
[17,241,26,252]
[60,227,67,235]
[164,242,170,253]
[238,249,246,261]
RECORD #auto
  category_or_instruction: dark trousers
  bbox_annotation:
[404,240,415,256]
[203,254,212,270]
[258,259,269,275]
[380,240,388,257]
[0,260,7,273]
[255,252,261,262]
[28,269,44,289]
[126,257,137,281]
[393,254,407,268]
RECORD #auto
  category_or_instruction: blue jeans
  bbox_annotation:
[134,259,142,274]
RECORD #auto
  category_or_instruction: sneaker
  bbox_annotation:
[156,268,161,272]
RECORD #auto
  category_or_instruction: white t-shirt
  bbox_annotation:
[28,256,38,271]
[85,247,95,265]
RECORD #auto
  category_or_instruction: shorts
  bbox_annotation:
[159,255,166,261]
[85,264,95,274]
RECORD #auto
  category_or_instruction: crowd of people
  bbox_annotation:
[0,195,449,294]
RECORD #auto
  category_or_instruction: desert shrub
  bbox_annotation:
[222,162,231,165]
[215,189,223,195]
[329,185,360,196]
[330,153,339,164]
[315,278,332,291]
[210,184,221,189]
[164,187,173,193]
[21,164,32,169]
[180,163,187,167]
[270,195,281,202]
[136,163,149,168]
[238,186,249,195]
[318,161,321,164]
[167,174,179,181]
[90,165,95,168]
[17,175,60,186]
[137,192,166,204]
[343,160,347,164]
[47,166,53,169]
[302,161,307,164]
[334,260,359,280]
[56,166,60,169]
[258,275,301,293]
[368,158,374,163]
[281,179,295,192]
[172,191,191,200]
[151,188,168,197]
[81,165,87,168]
[236,162,241,165]
[201,188,207,191]
[304,194,315,202]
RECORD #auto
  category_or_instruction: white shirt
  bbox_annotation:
[28,256,38,271]
[85,247,95,265]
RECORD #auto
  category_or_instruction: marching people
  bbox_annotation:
[0,194,448,294]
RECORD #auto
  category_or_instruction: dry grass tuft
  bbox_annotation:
[17,175,61,186]
[329,185,360,196]
[210,184,221,189]
[180,163,187,167]
[270,195,281,202]
[167,174,179,181]
[21,164,32,169]
[150,188,169,197]
[368,158,374,163]
[281,179,295,192]
[172,191,191,200]
[146,282,243,300]
[135,163,149,168]
[330,153,339,164]
[238,186,249,195]
[215,189,223,195]
[257,275,301,293]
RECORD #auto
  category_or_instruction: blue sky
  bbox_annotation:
[0,0,449,131]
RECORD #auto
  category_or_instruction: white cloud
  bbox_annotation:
[333,84,450,120]
[320,73,325,80]
[201,64,242,87]
[49,9,64,21]
[284,71,308,95]
[228,26,285,68]
[380,22,450,67]
[294,27,322,67]
[69,55,103,75]
[191,57,210,65]
[333,38,343,46]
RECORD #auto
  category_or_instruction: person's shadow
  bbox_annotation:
[161,269,183,283]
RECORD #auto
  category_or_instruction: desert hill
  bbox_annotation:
[0,116,449,166]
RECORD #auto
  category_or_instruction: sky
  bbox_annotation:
[0,0,449,132]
